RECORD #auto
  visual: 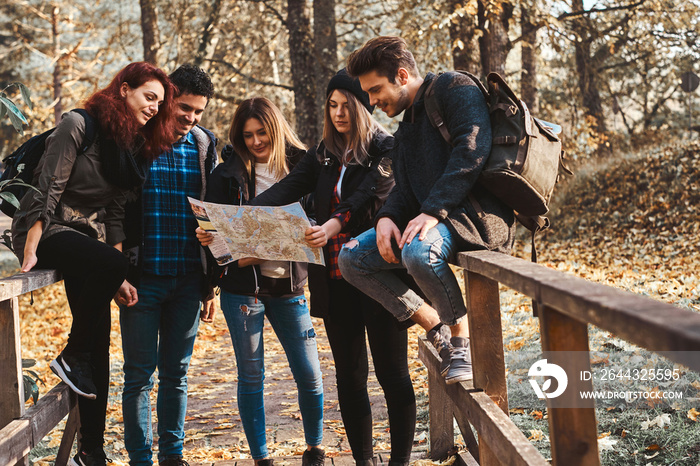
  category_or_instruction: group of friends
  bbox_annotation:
[10,36,515,466]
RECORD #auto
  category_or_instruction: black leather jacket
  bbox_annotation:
[205,144,308,297]
[250,130,395,318]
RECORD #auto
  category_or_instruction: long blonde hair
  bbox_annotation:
[322,89,388,166]
[229,97,306,179]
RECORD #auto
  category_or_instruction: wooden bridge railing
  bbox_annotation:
[0,270,80,466]
[419,250,700,466]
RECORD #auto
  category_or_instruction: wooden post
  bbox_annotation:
[0,297,24,427]
[56,402,80,466]
[538,305,600,465]
[0,296,29,466]
[428,357,455,460]
[465,271,508,466]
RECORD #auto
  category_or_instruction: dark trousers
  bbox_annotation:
[36,230,129,450]
[324,278,416,463]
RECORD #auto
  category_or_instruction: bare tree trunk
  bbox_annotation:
[194,0,224,68]
[51,6,63,125]
[139,0,160,65]
[447,0,481,76]
[571,0,607,134]
[287,0,318,147]
[478,0,512,75]
[520,0,538,113]
[313,0,337,136]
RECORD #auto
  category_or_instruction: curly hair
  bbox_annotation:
[169,64,214,100]
[84,61,176,159]
[346,36,420,83]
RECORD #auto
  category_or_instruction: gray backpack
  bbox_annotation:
[423,71,571,261]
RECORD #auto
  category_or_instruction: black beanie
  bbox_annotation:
[326,68,375,114]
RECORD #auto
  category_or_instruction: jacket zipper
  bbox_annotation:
[240,184,261,302]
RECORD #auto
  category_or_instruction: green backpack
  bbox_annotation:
[423,71,571,261]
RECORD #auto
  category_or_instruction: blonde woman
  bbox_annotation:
[197,97,325,466]
[249,70,416,466]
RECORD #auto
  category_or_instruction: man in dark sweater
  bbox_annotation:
[339,36,515,384]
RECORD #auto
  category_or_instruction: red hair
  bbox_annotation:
[84,62,176,159]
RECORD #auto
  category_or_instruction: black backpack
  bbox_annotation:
[0,109,97,217]
[423,71,572,261]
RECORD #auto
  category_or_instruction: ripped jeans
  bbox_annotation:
[220,291,324,459]
[338,223,467,326]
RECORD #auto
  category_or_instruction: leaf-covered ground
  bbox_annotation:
[502,139,700,464]
[13,140,700,465]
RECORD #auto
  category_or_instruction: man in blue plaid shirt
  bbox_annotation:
[118,64,218,466]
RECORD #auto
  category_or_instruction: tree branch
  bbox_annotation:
[597,52,652,72]
[252,0,287,27]
[207,58,293,90]
[557,0,647,21]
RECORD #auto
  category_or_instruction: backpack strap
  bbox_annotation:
[423,77,452,145]
[514,213,550,263]
[70,109,98,155]
[423,72,496,238]
[424,71,490,147]
[514,212,550,318]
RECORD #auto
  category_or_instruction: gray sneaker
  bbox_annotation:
[445,337,473,384]
[426,324,453,376]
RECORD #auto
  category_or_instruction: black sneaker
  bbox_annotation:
[68,447,111,466]
[445,336,473,384]
[255,460,274,466]
[50,351,97,399]
[302,447,326,466]
[160,456,190,466]
[427,324,453,376]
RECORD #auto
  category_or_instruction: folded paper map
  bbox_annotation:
[188,197,325,267]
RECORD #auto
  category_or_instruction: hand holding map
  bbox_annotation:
[188,197,325,267]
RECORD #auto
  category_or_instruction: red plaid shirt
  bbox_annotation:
[328,165,352,279]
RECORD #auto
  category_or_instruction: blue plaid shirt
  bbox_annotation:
[142,132,202,276]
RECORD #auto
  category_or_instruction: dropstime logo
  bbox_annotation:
[528,359,568,399]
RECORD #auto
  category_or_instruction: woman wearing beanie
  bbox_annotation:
[198,97,325,466]
[243,69,416,465]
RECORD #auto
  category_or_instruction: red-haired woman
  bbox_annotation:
[10,61,175,465]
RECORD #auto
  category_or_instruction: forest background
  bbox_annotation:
[2,0,700,464]
[1,0,699,157]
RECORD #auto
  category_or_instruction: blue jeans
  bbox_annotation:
[338,222,467,326]
[221,291,324,459]
[120,272,202,465]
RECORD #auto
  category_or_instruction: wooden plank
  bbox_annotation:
[539,305,600,466]
[462,391,547,466]
[0,297,23,430]
[25,383,76,441]
[419,339,548,466]
[455,450,480,466]
[540,283,700,359]
[452,404,480,460]
[465,271,507,466]
[428,360,455,460]
[459,251,700,371]
[56,402,80,466]
[0,384,75,466]
[0,269,61,301]
[420,338,480,459]
[0,419,31,466]
[465,271,508,413]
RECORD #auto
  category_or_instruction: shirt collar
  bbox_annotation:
[176,130,196,145]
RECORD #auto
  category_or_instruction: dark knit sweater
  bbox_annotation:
[378,72,515,253]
